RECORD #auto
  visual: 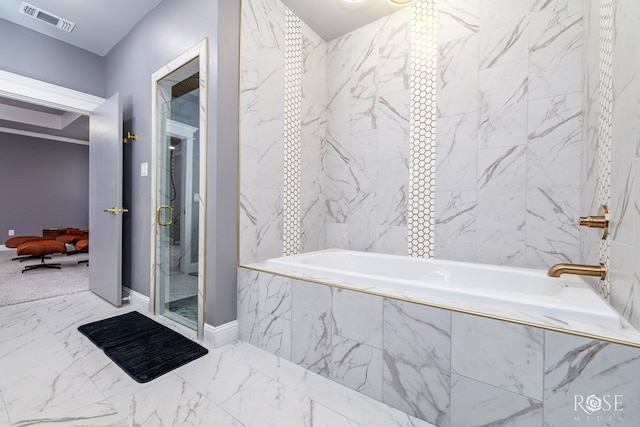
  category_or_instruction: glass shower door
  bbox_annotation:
[156,58,201,330]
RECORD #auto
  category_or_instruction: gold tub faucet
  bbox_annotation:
[547,263,606,279]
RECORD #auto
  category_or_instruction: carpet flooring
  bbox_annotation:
[78,311,208,383]
[0,250,89,307]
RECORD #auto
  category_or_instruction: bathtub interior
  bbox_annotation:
[261,249,640,342]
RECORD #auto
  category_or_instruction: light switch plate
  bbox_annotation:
[141,162,148,177]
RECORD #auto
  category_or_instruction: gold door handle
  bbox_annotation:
[104,207,128,215]
[157,205,173,226]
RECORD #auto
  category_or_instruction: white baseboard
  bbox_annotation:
[122,286,150,311]
[122,286,238,348]
[204,320,238,348]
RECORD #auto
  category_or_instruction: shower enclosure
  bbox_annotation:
[152,40,208,337]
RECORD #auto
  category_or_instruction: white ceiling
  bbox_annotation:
[281,0,407,41]
[0,0,163,56]
[0,95,89,144]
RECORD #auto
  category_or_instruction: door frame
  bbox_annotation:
[0,70,105,115]
[0,71,115,295]
[150,38,208,340]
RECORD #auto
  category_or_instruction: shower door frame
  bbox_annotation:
[150,39,208,340]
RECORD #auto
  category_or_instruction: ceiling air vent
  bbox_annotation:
[19,2,76,33]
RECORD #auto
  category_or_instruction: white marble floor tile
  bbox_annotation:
[10,400,127,427]
[218,372,313,427]
[293,369,436,427]
[2,353,123,425]
[0,389,10,427]
[110,374,242,427]
[173,346,262,404]
[311,401,363,427]
[77,348,151,402]
[225,341,309,388]
[0,291,432,427]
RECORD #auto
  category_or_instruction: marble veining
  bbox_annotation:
[544,331,640,425]
[332,288,383,349]
[527,93,582,188]
[436,0,583,268]
[382,299,451,426]
[479,0,532,69]
[330,336,383,401]
[291,280,332,376]
[434,191,477,262]
[0,290,437,427]
[451,313,544,400]
[528,0,583,100]
[451,375,543,427]
[526,186,581,268]
[476,145,527,232]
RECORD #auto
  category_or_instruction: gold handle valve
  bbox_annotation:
[578,205,609,240]
[104,207,119,215]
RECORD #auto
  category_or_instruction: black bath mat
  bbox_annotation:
[78,311,208,383]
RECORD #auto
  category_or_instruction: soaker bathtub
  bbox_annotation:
[265,249,622,330]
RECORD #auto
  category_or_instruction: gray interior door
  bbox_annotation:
[89,93,123,306]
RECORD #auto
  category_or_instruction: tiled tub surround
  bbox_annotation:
[238,267,640,426]
[241,0,585,269]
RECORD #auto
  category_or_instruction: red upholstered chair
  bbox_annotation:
[56,228,89,255]
[16,240,67,272]
[5,236,56,261]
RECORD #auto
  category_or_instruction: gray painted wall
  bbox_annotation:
[0,18,104,97]
[104,0,240,326]
[0,134,89,237]
[0,19,100,243]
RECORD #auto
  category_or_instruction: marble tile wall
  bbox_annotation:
[581,0,640,331]
[325,8,411,255]
[580,0,603,283]
[605,0,640,331]
[300,21,327,254]
[241,0,587,268]
[239,0,287,264]
[238,267,640,426]
[240,0,327,264]
[435,0,584,268]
